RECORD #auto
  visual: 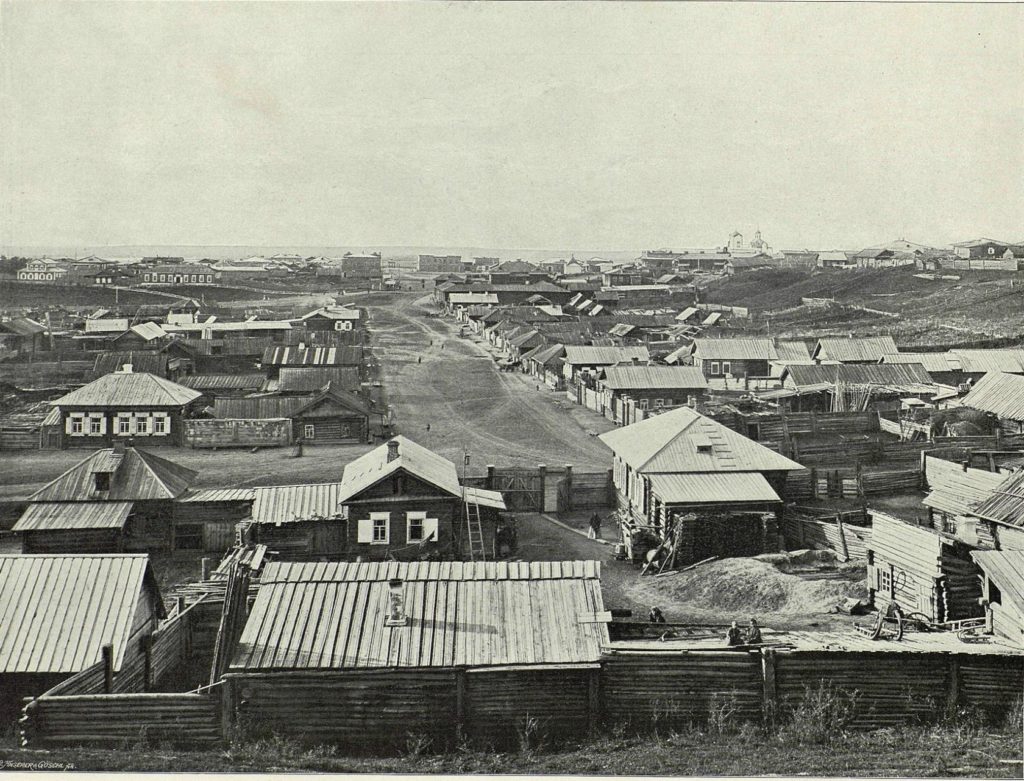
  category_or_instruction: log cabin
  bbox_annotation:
[223,560,606,749]
[971,550,1024,648]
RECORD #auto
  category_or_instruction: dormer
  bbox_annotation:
[695,439,714,454]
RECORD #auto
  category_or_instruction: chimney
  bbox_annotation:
[632,356,640,364]
[121,363,133,373]
[386,439,400,462]
[385,578,408,626]
[112,440,126,455]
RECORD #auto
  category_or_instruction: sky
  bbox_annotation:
[1,2,1022,252]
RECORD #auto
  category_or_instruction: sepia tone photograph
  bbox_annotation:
[0,0,1022,776]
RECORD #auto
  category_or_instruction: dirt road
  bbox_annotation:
[368,292,615,472]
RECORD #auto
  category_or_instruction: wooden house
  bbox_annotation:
[92,351,172,380]
[222,560,606,749]
[179,373,267,399]
[867,510,985,623]
[773,362,936,413]
[338,437,506,561]
[599,365,708,423]
[971,550,1024,648]
[213,384,374,443]
[521,343,567,389]
[0,554,164,726]
[485,259,551,285]
[599,406,803,563]
[110,322,170,350]
[960,371,1024,435]
[811,336,898,364]
[688,338,777,380]
[243,482,347,559]
[18,443,197,552]
[965,469,1024,551]
[562,345,650,386]
[299,306,363,333]
[0,317,47,356]
[47,368,203,448]
[173,487,255,553]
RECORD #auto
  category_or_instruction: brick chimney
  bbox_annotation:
[121,363,133,373]
[386,439,400,462]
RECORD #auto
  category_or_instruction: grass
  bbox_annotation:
[1,721,1020,776]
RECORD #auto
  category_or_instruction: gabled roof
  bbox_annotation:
[691,339,778,361]
[300,306,361,321]
[0,554,162,673]
[179,373,266,391]
[0,317,46,337]
[93,351,169,378]
[338,436,460,504]
[50,371,202,408]
[922,457,1005,519]
[961,372,1024,422]
[213,395,310,419]
[30,447,197,501]
[122,322,167,341]
[881,352,961,374]
[491,259,542,274]
[599,406,802,473]
[649,472,780,504]
[602,365,708,391]
[950,349,1024,374]
[783,362,934,390]
[563,345,650,366]
[525,343,566,367]
[812,336,898,362]
[970,550,1024,615]
[775,341,812,363]
[230,560,605,671]
[271,366,361,393]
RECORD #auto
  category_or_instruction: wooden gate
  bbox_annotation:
[492,469,543,512]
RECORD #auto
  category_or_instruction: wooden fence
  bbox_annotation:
[183,418,293,449]
[464,464,614,514]
[782,513,871,560]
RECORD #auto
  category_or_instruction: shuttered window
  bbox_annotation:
[357,512,390,544]
[406,511,439,543]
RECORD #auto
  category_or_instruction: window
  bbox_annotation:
[710,361,720,375]
[357,512,391,544]
[654,398,665,408]
[90,417,103,435]
[877,567,893,595]
[304,424,316,440]
[137,417,148,434]
[94,471,111,492]
[118,417,131,434]
[71,418,84,435]
[153,416,166,434]
[407,511,426,542]
[722,362,731,376]
[639,398,649,410]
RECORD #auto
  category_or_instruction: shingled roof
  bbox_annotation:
[30,446,197,501]
[50,371,202,408]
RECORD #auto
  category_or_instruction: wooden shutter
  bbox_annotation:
[357,518,373,543]
[422,517,439,542]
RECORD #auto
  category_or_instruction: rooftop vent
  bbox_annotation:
[695,440,714,453]
[385,578,408,627]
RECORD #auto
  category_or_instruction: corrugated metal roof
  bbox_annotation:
[0,554,157,673]
[230,560,605,671]
[813,336,898,362]
[213,396,309,419]
[339,436,461,504]
[563,345,650,366]
[784,362,935,391]
[180,373,266,391]
[971,469,1024,527]
[50,371,202,408]
[273,366,361,392]
[691,338,778,361]
[179,487,255,503]
[962,372,1024,422]
[971,550,1024,615]
[30,447,197,501]
[261,346,363,367]
[601,365,708,391]
[250,482,344,524]
[599,406,802,474]
[950,349,1024,374]
[13,502,134,531]
[775,341,812,363]
[648,472,780,504]
[922,457,1004,518]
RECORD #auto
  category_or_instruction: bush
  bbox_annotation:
[779,681,858,745]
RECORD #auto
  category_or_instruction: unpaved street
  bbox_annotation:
[368,292,615,472]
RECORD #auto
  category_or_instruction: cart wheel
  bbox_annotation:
[905,611,932,632]
[868,610,884,641]
[892,605,905,641]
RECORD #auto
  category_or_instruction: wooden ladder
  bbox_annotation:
[465,502,487,561]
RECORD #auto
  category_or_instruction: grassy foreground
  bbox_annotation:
[2,719,1021,776]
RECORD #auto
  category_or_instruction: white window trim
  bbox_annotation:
[710,361,720,375]
[369,511,390,544]
[303,423,315,440]
[722,361,731,376]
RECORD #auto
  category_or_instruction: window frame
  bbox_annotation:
[370,512,390,544]
[406,511,426,543]
[303,423,316,440]
[710,361,720,375]
[721,361,731,376]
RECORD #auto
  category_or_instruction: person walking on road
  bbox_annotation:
[588,512,602,540]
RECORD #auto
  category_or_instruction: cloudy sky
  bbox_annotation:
[1,2,1021,251]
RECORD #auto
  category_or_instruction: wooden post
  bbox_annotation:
[810,467,817,499]
[176,596,187,616]
[486,464,495,491]
[564,465,574,512]
[201,557,211,580]
[606,468,614,506]
[101,644,114,693]
[587,666,601,737]
[836,513,849,562]
[220,676,236,741]
[761,649,778,728]
[538,464,546,513]
[143,633,154,691]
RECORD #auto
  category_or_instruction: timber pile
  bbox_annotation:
[938,554,985,622]
[21,693,221,748]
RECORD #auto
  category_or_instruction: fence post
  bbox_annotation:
[101,644,114,693]
[538,464,546,512]
[761,649,778,728]
[221,675,236,742]
[587,666,601,737]
[201,557,211,580]
[607,468,615,507]
[564,465,574,513]
[836,514,849,562]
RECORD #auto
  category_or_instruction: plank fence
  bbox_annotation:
[464,464,614,514]
[782,513,871,560]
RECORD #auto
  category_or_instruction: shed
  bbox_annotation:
[599,365,708,423]
[961,372,1024,433]
[0,554,164,725]
[812,336,899,364]
[223,560,606,748]
[688,339,778,379]
[11,502,133,553]
[971,550,1024,648]
[243,482,346,559]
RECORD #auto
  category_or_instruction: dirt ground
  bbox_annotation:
[369,292,615,471]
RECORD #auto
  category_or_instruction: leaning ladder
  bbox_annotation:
[465,502,487,561]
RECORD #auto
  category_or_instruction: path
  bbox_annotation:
[366,292,615,471]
